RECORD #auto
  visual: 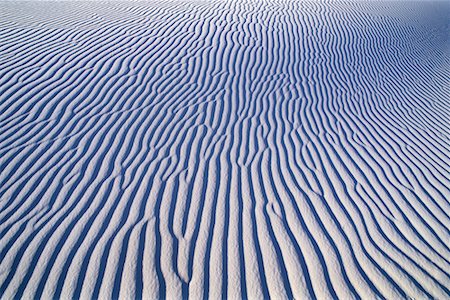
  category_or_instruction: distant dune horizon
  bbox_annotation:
[0,0,449,299]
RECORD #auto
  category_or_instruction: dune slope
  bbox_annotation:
[0,0,449,299]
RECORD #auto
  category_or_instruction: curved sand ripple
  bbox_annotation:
[0,1,449,299]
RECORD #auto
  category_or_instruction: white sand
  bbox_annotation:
[0,0,449,299]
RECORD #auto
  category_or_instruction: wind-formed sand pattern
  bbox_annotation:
[0,0,449,299]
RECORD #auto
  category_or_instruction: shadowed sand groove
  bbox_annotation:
[0,0,449,299]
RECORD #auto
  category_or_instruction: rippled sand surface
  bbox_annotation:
[0,1,449,298]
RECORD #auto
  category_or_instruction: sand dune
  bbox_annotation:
[0,0,449,299]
